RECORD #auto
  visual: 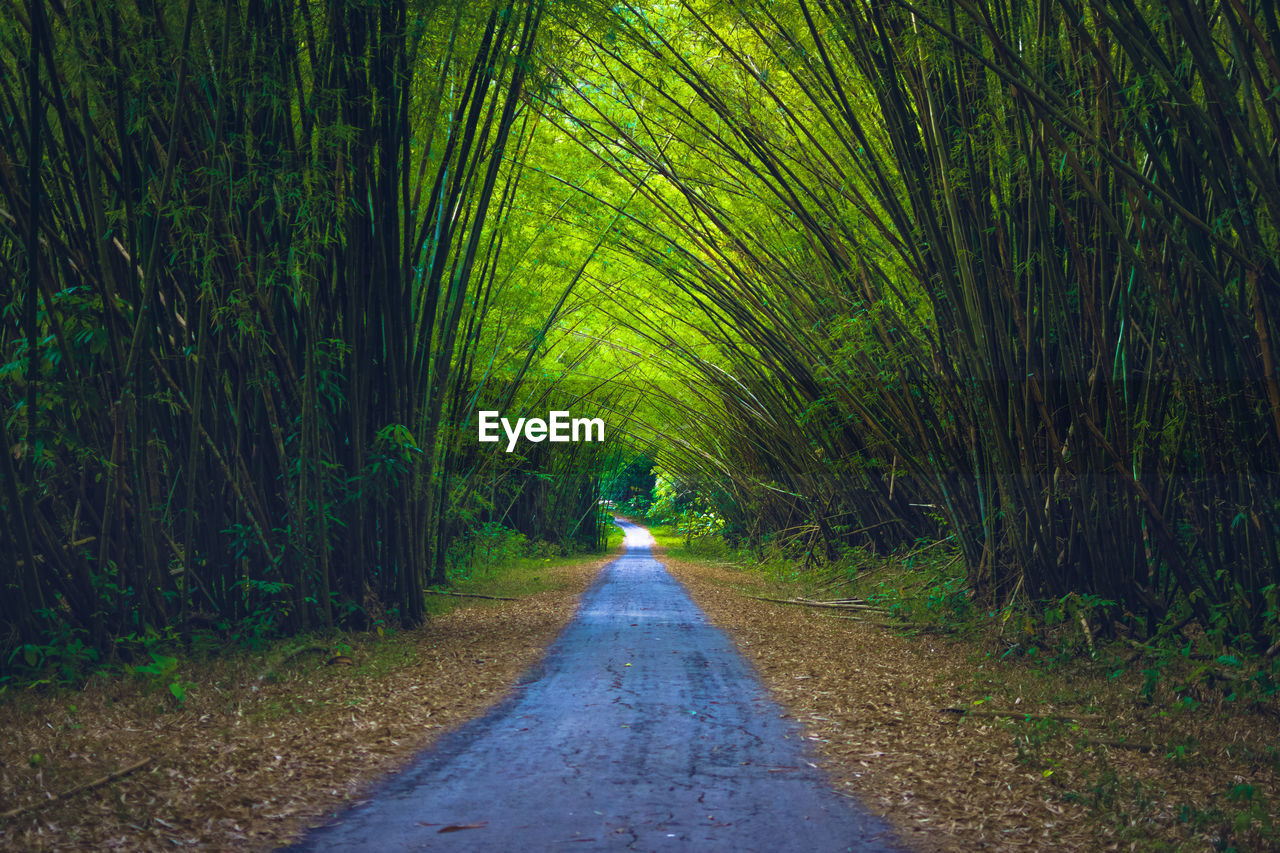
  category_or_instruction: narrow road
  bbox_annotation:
[287,520,896,851]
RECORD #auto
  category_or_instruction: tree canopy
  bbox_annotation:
[3,0,1279,668]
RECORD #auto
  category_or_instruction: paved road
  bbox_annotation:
[286,519,896,851]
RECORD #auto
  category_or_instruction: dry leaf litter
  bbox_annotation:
[659,546,1280,852]
[3,537,1276,852]
[0,551,613,851]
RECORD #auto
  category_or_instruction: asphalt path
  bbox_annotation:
[286,519,896,851]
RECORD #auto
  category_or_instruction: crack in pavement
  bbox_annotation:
[283,519,897,852]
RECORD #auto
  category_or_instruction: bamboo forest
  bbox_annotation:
[2,0,1279,849]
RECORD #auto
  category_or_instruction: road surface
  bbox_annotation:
[285,519,896,851]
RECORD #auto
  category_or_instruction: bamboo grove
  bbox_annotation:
[4,0,1280,666]
[0,0,615,661]
[548,0,1280,649]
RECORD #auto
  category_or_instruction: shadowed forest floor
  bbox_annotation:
[658,543,1280,851]
[3,530,1277,851]
[0,549,615,851]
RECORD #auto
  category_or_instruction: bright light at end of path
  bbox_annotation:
[622,524,654,548]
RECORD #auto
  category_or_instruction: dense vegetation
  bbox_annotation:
[4,0,1279,678]
[0,0,614,673]
[559,0,1280,656]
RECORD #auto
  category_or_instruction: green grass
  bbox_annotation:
[649,523,968,620]
[648,524,734,558]
[426,525,621,615]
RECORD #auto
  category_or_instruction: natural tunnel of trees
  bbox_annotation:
[3,0,1280,671]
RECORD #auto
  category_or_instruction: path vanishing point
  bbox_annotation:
[285,519,897,852]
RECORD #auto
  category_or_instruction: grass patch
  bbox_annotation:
[650,525,969,622]
[429,525,620,612]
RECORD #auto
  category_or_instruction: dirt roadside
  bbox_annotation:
[287,518,896,851]
[0,550,614,852]
[659,545,1280,851]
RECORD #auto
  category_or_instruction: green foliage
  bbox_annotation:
[2,620,101,688]
[5,0,1280,677]
[545,0,1280,656]
[0,0,619,669]
[645,471,724,545]
[132,652,196,707]
[603,454,656,504]
[448,523,532,580]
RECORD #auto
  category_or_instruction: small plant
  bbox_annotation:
[5,630,101,687]
[133,652,196,706]
[168,678,197,704]
[1011,715,1065,771]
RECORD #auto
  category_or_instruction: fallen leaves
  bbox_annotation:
[659,548,1280,851]
[0,551,613,851]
